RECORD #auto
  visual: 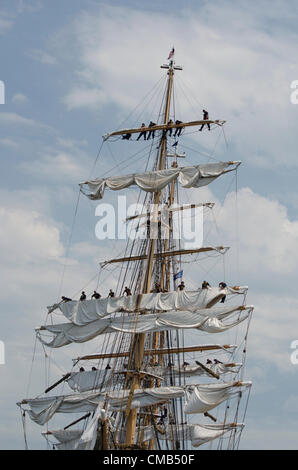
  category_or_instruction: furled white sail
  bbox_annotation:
[38,306,253,348]
[19,391,104,426]
[43,403,106,450]
[20,382,250,426]
[67,363,242,393]
[80,162,239,200]
[184,382,251,414]
[46,421,243,450]
[121,422,244,448]
[54,286,248,326]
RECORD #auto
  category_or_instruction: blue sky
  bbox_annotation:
[1,0,298,450]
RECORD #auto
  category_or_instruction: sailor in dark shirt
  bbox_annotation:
[122,133,132,140]
[80,291,86,301]
[199,109,210,131]
[123,286,132,296]
[108,289,115,298]
[147,121,156,140]
[61,296,72,302]
[201,280,210,289]
[177,281,185,291]
[219,281,227,303]
[91,291,101,299]
[174,120,183,137]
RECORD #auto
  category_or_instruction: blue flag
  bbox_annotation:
[173,270,183,281]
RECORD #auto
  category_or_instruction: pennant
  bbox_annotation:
[173,270,183,281]
[168,47,175,60]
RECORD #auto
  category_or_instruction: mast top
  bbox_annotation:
[160,47,183,71]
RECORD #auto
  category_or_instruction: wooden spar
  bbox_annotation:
[204,411,217,422]
[125,62,175,447]
[102,246,228,266]
[44,373,71,394]
[77,344,235,361]
[63,412,91,430]
[195,360,220,379]
[103,119,226,140]
[125,203,214,222]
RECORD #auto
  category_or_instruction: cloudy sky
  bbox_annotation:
[1,0,298,450]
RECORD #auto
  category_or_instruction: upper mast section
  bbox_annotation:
[160,47,183,72]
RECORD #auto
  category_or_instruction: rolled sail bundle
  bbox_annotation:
[20,381,251,426]
[18,391,105,426]
[43,403,106,450]
[117,422,244,448]
[67,363,242,393]
[38,305,254,348]
[55,286,248,326]
[46,422,243,450]
[80,161,240,200]
[184,381,251,414]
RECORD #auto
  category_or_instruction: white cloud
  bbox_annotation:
[0,206,63,264]
[214,187,298,276]
[28,48,57,65]
[0,137,18,148]
[20,151,86,181]
[0,112,52,131]
[12,93,29,104]
[54,2,298,169]
[0,16,13,35]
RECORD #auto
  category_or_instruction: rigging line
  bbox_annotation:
[89,138,105,178]
[222,123,229,150]
[237,386,251,449]
[20,408,28,450]
[175,74,207,114]
[25,334,38,398]
[130,76,168,129]
[100,143,153,177]
[115,75,165,131]
[56,188,81,303]
[235,167,240,283]
[178,142,221,163]
[107,141,120,168]
[207,127,225,162]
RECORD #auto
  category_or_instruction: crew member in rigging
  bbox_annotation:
[80,291,86,301]
[163,118,173,137]
[91,291,101,299]
[199,109,211,131]
[201,280,210,289]
[177,281,185,291]
[219,281,227,303]
[123,286,131,296]
[121,133,132,140]
[137,123,147,140]
[147,121,156,140]
[174,119,183,137]
[108,289,115,298]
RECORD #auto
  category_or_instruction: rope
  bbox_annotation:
[56,189,81,303]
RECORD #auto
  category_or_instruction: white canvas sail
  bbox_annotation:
[54,286,248,326]
[21,382,250,425]
[67,363,242,392]
[119,422,244,448]
[80,162,240,200]
[38,305,253,348]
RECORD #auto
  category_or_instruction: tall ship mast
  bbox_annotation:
[18,50,253,451]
